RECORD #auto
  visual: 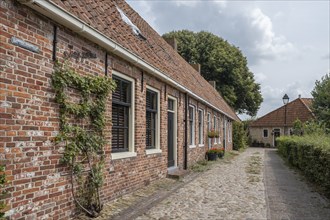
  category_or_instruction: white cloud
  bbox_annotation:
[321,53,330,60]
[174,1,199,7]
[254,72,267,83]
[247,8,295,62]
[127,1,295,65]
[127,0,329,120]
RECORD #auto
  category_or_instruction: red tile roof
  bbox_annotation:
[51,0,239,121]
[250,98,314,127]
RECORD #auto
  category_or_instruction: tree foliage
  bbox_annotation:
[163,30,263,116]
[311,73,330,130]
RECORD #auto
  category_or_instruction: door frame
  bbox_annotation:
[273,128,281,147]
[167,95,177,168]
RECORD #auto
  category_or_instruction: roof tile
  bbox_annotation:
[51,0,239,120]
[250,98,314,127]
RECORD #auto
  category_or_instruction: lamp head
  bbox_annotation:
[282,94,289,105]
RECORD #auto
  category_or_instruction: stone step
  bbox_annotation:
[167,168,189,180]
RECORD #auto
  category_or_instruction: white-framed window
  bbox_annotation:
[263,129,268,138]
[213,115,217,144]
[217,117,221,144]
[111,71,136,160]
[198,109,204,146]
[228,121,232,143]
[207,112,211,148]
[146,86,161,154]
[189,105,195,147]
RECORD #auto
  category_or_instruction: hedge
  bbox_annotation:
[277,135,330,196]
[233,121,247,150]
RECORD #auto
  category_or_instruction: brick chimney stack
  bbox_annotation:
[190,63,201,74]
[208,81,216,89]
[163,37,177,51]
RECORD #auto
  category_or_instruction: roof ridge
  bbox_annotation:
[299,98,314,114]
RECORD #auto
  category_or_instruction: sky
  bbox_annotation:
[126,0,330,120]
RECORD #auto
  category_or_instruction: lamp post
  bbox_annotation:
[282,94,289,135]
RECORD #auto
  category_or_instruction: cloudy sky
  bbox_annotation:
[127,0,330,119]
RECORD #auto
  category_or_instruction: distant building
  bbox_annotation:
[249,98,314,147]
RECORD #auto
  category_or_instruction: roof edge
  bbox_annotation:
[19,0,238,121]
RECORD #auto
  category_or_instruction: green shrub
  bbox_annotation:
[0,165,7,218]
[233,121,247,150]
[277,135,330,196]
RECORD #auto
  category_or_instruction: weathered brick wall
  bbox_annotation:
[0,0,234,219]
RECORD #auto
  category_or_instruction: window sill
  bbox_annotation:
[111,152,137,160]
[146,149,162,155]
[189,145,196,148]
[198,144,205,147]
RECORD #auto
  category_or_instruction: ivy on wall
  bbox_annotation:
[0,165,6,219]
[52,61,116,217]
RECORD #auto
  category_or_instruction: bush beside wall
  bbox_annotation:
[233,121,247,150]
[277,135,330,196]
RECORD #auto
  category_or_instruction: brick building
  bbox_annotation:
[249,97,314,147]
[0,0,239,219]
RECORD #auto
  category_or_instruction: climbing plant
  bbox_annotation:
[52,61,116,217]
[0,165,7,219]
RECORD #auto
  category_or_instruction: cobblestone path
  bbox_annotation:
[81,148,330,220]
[136,148,267,220]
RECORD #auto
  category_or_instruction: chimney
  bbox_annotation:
[208,81,216,89]
[163,37,177,51]
[190,63,201,73]
[298,94,301,98]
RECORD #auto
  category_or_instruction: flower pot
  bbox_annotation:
[218,152,224,158]
[207,153,218,161]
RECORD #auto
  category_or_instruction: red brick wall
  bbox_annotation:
[0,1,233,219]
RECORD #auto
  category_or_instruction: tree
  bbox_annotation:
[311,73,330,129]
[292,119,304,136]
[163,30,263,116]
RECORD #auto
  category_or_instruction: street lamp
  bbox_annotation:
[282,94,289,135]
[282,94,289,105]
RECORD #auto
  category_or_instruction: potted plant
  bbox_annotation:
[217,147,225,158]
[206,148,218,161]
[207,129,216,138]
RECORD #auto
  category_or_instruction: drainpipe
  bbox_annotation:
[184,93,188,170]
[52,25,57,61]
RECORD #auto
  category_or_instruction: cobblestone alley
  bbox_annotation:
[84,148,330,220]
[134,148,330,220]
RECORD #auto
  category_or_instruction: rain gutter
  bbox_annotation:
[18,0,236,120]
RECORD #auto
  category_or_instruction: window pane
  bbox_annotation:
[113,76,131,104]
[146,90,157,111]
[189,106,193,121]
[263,129,268,137]
[112,76,131,153]
[189,106,194,145]
[146,90,158,149]
[168,99,174,110]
